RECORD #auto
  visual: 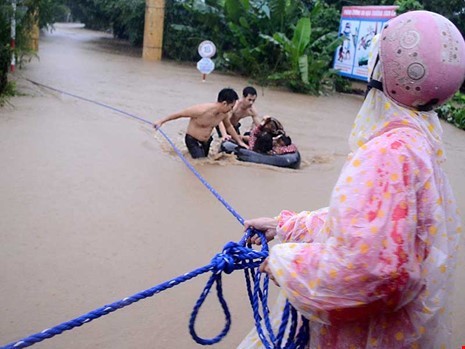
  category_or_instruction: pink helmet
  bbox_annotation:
[379,11,465,110]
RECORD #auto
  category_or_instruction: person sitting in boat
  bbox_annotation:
[248,116,284,153]
[271,133,298,155]
[253,132,273,153]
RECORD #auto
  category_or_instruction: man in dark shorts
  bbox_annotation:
[154,88,248,158]
[184,134,214,158]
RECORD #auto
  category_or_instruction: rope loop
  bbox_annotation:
[189,272,230,345]
[188,233,270,345]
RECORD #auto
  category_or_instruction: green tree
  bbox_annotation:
[64,0,145,45]
[1,0,12,96]
[163,0,230,62]
[1,0,67,101]
[319,0,463,34]
[394,0,423,14]
[261,3,341,93]
[220,0,311,80]
[422,0,464,36]
[64,0,111,30]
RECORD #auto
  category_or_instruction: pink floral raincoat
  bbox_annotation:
[238,36,461,349]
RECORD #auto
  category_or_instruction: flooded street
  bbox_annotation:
[1,23,465,348]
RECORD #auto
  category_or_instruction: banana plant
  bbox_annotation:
[262,16,311,83]
[260,2,342,93]
[222,0,309,81]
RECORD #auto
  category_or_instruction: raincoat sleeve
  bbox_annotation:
[275,208,329,243]
[268,131,425,324]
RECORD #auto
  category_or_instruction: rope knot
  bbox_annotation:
[211,241,242,274]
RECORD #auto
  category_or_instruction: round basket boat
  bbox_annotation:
[220,140,301,169]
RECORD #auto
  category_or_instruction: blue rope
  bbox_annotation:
[2,80,311,349]
[26,79,244,225]
[1,229,263,349]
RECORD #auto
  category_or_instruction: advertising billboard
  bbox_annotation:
[333,6,397,81]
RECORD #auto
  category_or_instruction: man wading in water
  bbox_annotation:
[154,88,248,158]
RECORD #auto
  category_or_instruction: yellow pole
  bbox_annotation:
[143,0,165,61]
[26,10,40,52]
[30,18,39,52]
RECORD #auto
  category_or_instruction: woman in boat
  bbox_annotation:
[270,133,298,155]
[248,116,297,154]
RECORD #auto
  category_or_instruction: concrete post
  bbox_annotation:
[142,0,165,61]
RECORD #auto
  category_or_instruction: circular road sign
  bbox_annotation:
[198,40,216,58]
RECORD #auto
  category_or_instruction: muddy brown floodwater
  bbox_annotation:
[1,23,465,349]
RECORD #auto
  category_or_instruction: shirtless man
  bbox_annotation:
[217,86,261,140]
[153,88,248,159]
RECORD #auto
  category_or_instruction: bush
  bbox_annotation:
[0,45,10,96]
[0,1,12,96]
[163,0,341,95]
[437,92,465,131]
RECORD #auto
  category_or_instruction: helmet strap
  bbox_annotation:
[416,99,438,112]
[365,79,384,97]
[365,54,384,98]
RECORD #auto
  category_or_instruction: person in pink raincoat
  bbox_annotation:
[239,11,465,349]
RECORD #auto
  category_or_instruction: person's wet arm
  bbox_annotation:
[251,108,261,126]
[217,121,230,140]
[154,106,196,129]
[223,115,248,148]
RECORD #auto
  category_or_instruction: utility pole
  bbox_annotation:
[142,0,165,61]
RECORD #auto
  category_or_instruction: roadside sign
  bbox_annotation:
[333,6,397,81]
[197,41,216,81]
[197,57,215,82]
[198,40,216,58]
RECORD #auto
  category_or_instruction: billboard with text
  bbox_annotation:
[333,6,397,81]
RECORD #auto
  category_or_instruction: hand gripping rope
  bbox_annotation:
[1,80,310,349]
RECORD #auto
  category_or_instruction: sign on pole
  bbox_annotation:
[197,40,216,81]
[197,58,215,73]
[333,6,397,81]
[198,40,216,58]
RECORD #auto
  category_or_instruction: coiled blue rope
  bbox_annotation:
[1,229,261,348]
[1,80,310,349]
